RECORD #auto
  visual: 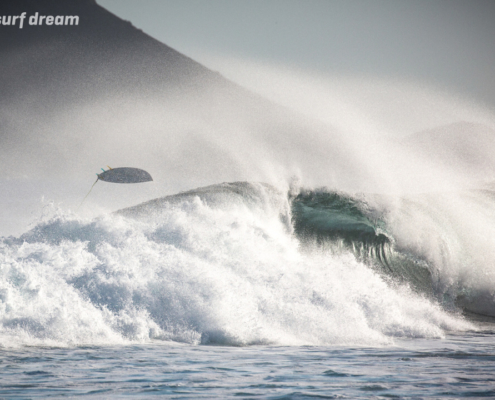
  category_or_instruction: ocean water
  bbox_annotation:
[1,332,495,398]
[1,181,494,397]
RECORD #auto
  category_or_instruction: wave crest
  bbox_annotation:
[0,182,475,347]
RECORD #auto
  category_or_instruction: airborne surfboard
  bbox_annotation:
[97,167,153,184]
[78,167,153,209]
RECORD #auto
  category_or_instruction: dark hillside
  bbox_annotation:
[0,0,230,106]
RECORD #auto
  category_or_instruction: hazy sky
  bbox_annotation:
[98,0,495,110]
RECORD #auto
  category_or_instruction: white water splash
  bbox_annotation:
[0,184,474,348]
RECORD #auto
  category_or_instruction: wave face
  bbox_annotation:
[292,187,495,318]
[291,189,434,297]
[0,182,476,347]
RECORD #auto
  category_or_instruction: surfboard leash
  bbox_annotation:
[77,177,99,211]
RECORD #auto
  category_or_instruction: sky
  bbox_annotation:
[97,0,495,113]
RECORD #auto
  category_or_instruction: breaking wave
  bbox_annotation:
[0,181,482,348]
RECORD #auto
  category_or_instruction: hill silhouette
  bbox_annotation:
[0,0,255,108]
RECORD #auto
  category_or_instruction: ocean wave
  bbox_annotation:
[0,182,477,347]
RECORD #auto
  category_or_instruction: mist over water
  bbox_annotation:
[2,52,495,347]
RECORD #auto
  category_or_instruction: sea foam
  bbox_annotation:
[0,183,474,348]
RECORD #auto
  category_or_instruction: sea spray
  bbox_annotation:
[383,190,495,316]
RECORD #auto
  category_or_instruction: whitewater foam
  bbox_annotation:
[0,183,474,348]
